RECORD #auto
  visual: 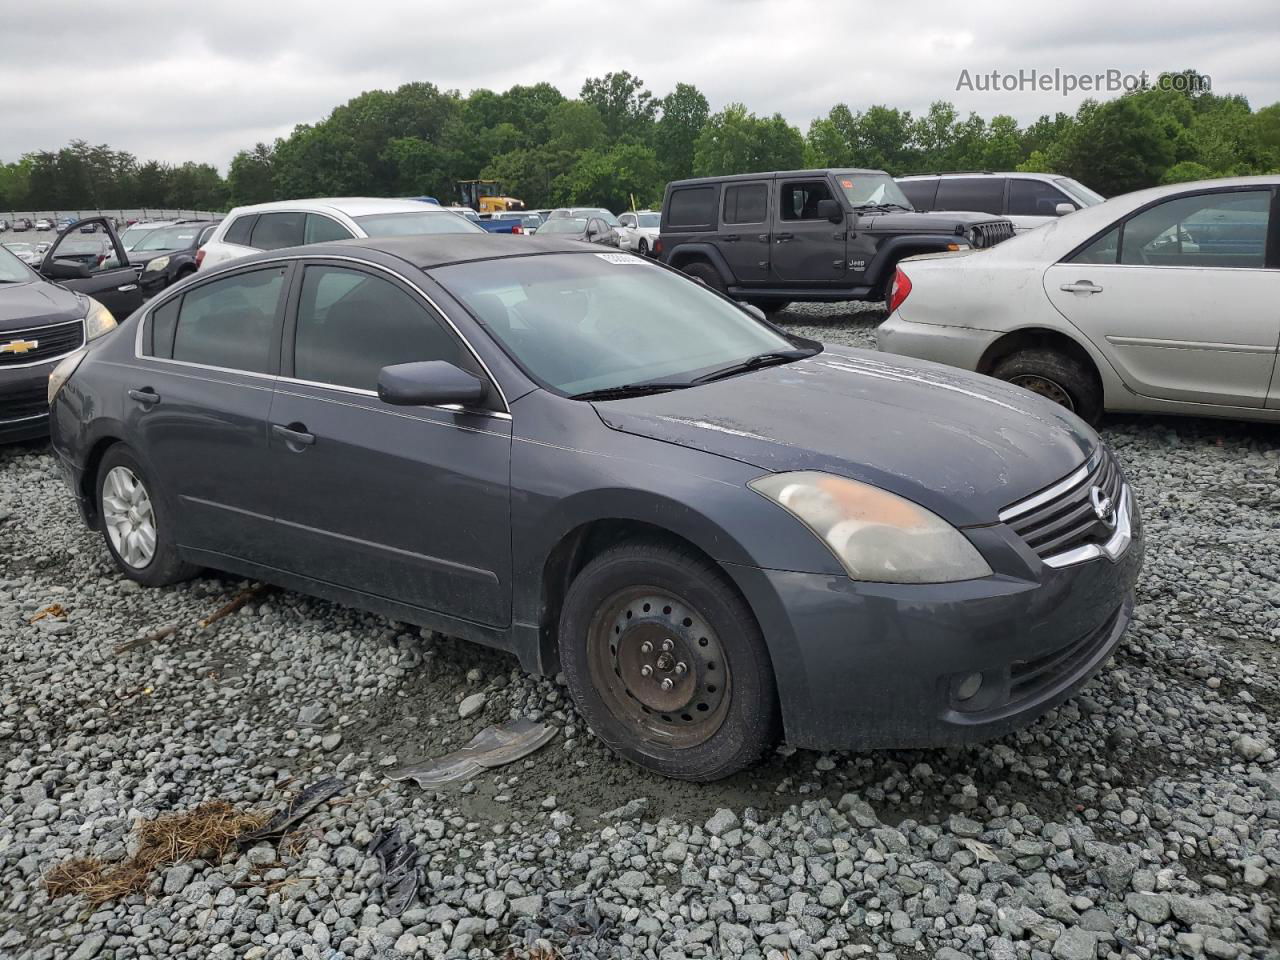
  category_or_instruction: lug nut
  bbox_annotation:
[661,639,674,651]
[640,641,653,654]
[641,665,653,677]
[675,662,687,675]
[660,678,673,691]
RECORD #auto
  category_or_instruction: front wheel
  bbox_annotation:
[97,445,197,587]
[991,348,1103,425]
[637,238,650,257]
[559,540,780,780]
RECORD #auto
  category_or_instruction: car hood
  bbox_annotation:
[0,279,86,331]
[857,210,1006,232]
[593,346,1095,526]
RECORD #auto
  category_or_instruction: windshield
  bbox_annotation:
[133,224,201,251]
[637,213,660,228]
[120,225,164,250]
[1055,178,1105,206]
[0,245,32,281]
[354,212,486,237]
[537,218,587,234]
[837,174,914,209]
[433,252,798,395]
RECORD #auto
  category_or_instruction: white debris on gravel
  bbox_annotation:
[1,303,1278,959]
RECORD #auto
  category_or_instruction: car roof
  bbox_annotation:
[225,197,458,218]
[208,234,597,272]
[668,168,886,187]
[897,172,1071,182]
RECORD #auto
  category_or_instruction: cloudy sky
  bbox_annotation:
[2,0,1277,170]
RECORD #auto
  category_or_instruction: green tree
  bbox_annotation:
[693,104,804,176]
[580,71,657,142]
[1056,97,1179,194]
[227,143,277,205]
[654,83,709,182]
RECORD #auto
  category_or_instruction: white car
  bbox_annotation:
[617,211,660,256]
[878,175,1280,424]
[198,198,485,271]
[896,172,1104,233]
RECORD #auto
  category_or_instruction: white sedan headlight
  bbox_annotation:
[84,297,117,340]
[144,255,170,273]
[750,471,992,583]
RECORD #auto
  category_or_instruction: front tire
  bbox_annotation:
[97,445,197,587]
[638,238,650,257]
[991,348,1103,424]
[680,261,727,295]
[559,540,780,780]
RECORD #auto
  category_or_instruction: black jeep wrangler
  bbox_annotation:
[657,168,1015,309]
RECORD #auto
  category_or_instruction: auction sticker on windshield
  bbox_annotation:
[595,253,645,265]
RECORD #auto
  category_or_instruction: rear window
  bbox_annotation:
[667,187,717,228]
[722,183,768,224]
[899,178,938,211]
[224,215,257,246]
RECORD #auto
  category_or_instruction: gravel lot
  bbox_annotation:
[1,303,1278,960]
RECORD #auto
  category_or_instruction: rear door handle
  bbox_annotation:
[1060,281,1103,294]
[775,232,794,243]
[128,388,160,406]
[272,423,316,448]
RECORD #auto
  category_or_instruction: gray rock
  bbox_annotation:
[458,692,486,718]
[1125,892,1171,924]
[1052,927,1098,960]
[705,807,740,837]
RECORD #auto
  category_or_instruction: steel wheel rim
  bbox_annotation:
[638,238,649,255]
[1008,374,1075,411]
[102,466,157,569]
[586,587,731,749]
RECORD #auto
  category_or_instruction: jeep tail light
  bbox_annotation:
[653,237,663,257]
[195,248,205,270]
[887,268,912,314]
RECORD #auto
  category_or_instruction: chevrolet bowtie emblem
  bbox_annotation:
[0,339,38,355]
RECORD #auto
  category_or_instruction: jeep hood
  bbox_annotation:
[593,346,1095,526]
[858,210,1006,232]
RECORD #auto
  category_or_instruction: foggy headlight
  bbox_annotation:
[749,471,992,583]
[144,256,169,273]
[85,297,117,340]
[48,350,86,406]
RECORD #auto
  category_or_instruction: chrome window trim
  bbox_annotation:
[1041,485,1133,569]
[0,318,86,369]
[133,253,513,417]
[997,449,1099,522]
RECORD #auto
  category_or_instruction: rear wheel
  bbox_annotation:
[638,238,650,257]
[991,348,1103,424]
[747,298,791,315]
[96,445,197,587]
[559,540,780,781]
[680,260,727,295]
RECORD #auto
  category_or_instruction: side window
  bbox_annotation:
[223,215,256,246]
[898,179,938,211]
[1119,190,1271,268]
[249,212,306,251]
[722,183,768,224]
[293,265,468,393]
[304,214,354,244]
[619,214,635,228]
[1009,179,1073,217]
[1070,227,1119,265]
[667,187,716,228]
[935,178,1005,216]
[778,181,833,221]
[148,297,181,359]
[171,267,286,373]
[197,224,218,246]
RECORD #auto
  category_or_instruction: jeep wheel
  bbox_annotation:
[992,348,1103,425]
[681,261,727,295]
[559,540,780,781]
[747,299,791,315]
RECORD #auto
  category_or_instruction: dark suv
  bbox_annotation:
[658,168,1015,309]
[123,219,221,294]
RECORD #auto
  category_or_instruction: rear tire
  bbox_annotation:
[991,348,1103,425]
[559,540,780,781]
[747,299,791,315]
[96,445,198,587]
[681,260,727,295]
[638,238,650,257]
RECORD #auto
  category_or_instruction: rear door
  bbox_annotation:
[1045,187,1279,408]
[718,181,771,282]
[38,216,142,318]
[934,177,1006,218]
[770,178,845,283]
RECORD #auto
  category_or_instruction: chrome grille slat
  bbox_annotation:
[0,319,85,367]
[1002,447,1126,563]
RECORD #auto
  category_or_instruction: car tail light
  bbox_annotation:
[195,248,205,269]
[512,224,523,235]
[887,268,912,314]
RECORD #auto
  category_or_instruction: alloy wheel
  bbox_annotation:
[102,465,157,569]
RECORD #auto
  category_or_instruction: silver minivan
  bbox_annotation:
[897,172,1104,232]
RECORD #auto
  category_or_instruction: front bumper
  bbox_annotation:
[877,311,999,371]
[726,503,1144,751]
[0,361,56,443]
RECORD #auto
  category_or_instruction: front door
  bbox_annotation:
[268,261,513,628]
[718,181,771,282]
[39,216,143,318]
[1045,187,1279,408]
[770,179,845,283]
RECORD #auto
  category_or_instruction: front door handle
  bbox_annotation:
[721,234,740,242]
[128,388,160,406]
[117,283,139,292]
[775,232,794,243]
[272,422,316,449]
[1060,280,1103,294]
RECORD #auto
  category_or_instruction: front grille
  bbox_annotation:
[1001,448,1124,560]
[0,383,48,422]
[1009,603,1122,704]
[0,319,85,367]
[973,220,1016,248]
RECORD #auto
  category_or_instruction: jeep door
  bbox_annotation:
[718,181,771,283]
[770,179,845,283]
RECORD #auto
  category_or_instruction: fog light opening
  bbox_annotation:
[955,671,984,702]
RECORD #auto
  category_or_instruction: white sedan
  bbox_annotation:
[617,211,660,256]
[878,175,1280,424]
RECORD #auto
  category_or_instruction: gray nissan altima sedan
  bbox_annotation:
[48,235,1143,780]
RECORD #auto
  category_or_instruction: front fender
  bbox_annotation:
[863,234,965,288]
[661,241,735,285]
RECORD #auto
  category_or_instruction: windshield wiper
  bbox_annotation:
[692,348,818,385]
[853,202,912,213]
[570,381,693,401]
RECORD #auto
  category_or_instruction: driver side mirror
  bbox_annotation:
[378,361,486,408]
[42,260,92,280]
[816,199,845,223]
[1055,202,1076,217]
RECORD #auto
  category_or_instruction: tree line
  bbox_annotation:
[3,69,1278,214]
